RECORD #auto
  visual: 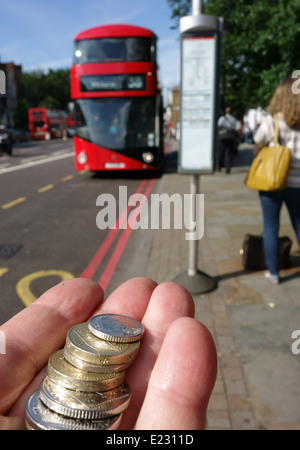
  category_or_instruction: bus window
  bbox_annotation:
[74,98,156,150]
[33,121,44,129]
[74,37,155,64]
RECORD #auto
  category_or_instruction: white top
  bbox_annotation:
[218,113,240,131]
[254,113,300,188]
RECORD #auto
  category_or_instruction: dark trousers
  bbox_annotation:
[218,139,235,173]
[259,188,300,275]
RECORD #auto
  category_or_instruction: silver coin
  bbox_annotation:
[25,391,122,430]
[88,314,144,343]
[63,346,133,373]
[65,322,140,365]
[39,376,131,419]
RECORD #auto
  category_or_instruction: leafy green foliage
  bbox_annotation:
[167,0,191,23]
[167,0,300,118]
[13,68,70,128]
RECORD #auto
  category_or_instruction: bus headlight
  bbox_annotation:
[78,151,87,165]
[142,152,154,163]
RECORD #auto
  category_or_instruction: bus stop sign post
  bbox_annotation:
[173,0,222,294]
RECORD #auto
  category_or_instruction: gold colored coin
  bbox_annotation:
[24,312,145,430]
[64,346,132,373]
[48,350,125,392]
[66,322,140,366]
[40,376,131,419]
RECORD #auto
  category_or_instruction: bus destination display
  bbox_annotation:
[81,74,146,92]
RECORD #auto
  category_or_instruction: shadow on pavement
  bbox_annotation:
[215,252,300,283]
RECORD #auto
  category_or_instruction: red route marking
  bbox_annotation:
[79,140,170,288]
[79,179,148,280]
[98,178,156,292]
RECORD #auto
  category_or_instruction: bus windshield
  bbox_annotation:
[74,98,156,150]
[74,37,154,63]
[33,121,45,129]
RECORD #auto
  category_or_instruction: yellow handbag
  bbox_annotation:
[245,114,291,191]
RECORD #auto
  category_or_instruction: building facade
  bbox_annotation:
[0,62,22,125]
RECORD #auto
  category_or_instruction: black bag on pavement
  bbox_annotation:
[241,234,292,270]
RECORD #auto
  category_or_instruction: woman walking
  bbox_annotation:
[253,75,300,283]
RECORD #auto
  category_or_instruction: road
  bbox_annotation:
[0,138,162,323]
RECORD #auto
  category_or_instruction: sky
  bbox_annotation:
[0,0,183,97]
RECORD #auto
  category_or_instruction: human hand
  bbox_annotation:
[0,277,217,430]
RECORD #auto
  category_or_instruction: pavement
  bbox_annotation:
[144,137,300,430]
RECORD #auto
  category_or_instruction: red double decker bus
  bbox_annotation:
[28,107,69,140]
[70,24,164,171]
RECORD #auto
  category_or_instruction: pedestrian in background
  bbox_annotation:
[253,74,300,284]
[218,107,240,173]
[241,122,253,144]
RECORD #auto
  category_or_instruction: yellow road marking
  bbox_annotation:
[2,173,81,208]
[61,175,74,182]
[2,197,26,209]
[0,268,9,277]
[37,184,54,193]
[16,270,74,307]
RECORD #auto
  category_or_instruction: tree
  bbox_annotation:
[43,69,70,110]
[12,97,29,129]
[14,68,70,128]
[167,0,300,118]
[38,95,61,109]
[167,0,191,21]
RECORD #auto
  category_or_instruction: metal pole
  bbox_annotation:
[192,0,203,16]
[187,0,202,278]
[187,175,198,276]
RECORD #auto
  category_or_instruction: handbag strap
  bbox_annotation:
[273,113,279,145]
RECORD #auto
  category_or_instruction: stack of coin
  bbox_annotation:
[25,314,144,430]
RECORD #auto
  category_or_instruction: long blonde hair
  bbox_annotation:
[267,75,300,129]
